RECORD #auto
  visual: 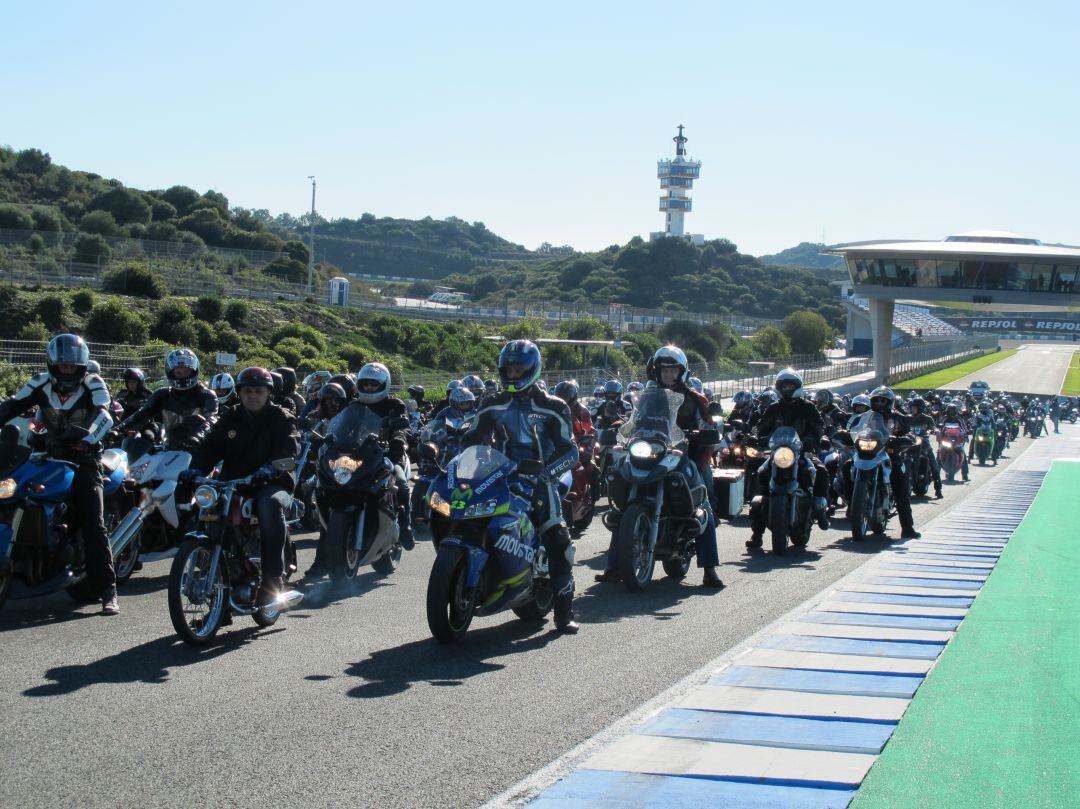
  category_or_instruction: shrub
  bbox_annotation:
[223,299,249,327]
[782,310,832,355]
[79,210,120,236]
[336,344,368,371]
[194,294,223,322]
[751,325,792,359]
[18,320,50,341]
[73,233,111,264]
[30,207,67,232]
[270,323,327,353]
[152,300,197,345]
[0,361,24,397]
[102,264,167,299]
[193,320,216,351]
[86,300,149,344]
[71,288,95,315]
[213,322,242,353]
[32,294,69,331]
[28,234,45,253]
[0,204,34,230]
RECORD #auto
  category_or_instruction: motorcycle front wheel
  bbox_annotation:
[768,493,789,555]
[616,502,656,592]
[426,545,475,643]
[325,509,362,582]
[168,540,227,646]
[850,477,871,541]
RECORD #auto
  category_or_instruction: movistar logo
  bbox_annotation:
[494,532,535,562]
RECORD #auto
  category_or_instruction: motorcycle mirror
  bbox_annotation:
[517,459,545,477]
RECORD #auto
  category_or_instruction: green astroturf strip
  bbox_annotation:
[1061,351,1080,396]
[893,349,1018,390]
[851,460,1080,809]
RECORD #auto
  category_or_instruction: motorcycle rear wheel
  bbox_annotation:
[616,502,655,592]
[513,579,554,622]
[372,543,402,575]
[850,477,871,541]
[168,540,227,646]
[769,493,789,555]
[427,546,475,643]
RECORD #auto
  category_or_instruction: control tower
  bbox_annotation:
[650,125,704,245]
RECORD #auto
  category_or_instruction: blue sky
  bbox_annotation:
[4,1,1078,255]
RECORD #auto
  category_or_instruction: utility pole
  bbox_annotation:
[306,176,316,293]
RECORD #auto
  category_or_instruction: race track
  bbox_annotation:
[948,343,1074,395]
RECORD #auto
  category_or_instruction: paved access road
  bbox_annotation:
[949,343,1074,395]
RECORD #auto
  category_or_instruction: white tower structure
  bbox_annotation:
[650,125,704,245]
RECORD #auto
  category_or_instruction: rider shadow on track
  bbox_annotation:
[572,576,719,627]
[292,569,398,612]
[21,626,279,698]
[725,547,824,575]
[341,620,557,700]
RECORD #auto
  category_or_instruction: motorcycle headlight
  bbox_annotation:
[744,446,760,458]
[629,440,663,460]
[193,485,219,510]
[428,489,451,518]
[463,499,499,518]
[977,436,985,442]
[0,478,17,499]
[773,447,796,469]
[330,456,362,484]
[857,438,879,452]
[941,440,953,449]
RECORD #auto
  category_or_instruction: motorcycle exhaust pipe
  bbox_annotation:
[267,589,304,611]
[110,511,145,558]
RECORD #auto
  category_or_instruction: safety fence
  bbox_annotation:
[0,339,166,383]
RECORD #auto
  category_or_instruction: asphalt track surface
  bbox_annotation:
[948,342,1074,395]
[0,349,1065,809]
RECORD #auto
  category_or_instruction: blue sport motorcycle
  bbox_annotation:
[424,445,553,643]
[0,424,135,612]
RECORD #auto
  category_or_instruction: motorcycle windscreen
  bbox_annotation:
[453,446,515,483]
[848,410,889,437]
[326,404,386,451]
[621,388,684,447]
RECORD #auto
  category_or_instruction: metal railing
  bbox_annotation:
[0,338,166,382]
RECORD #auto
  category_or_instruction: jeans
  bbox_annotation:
[255,484,291,580]
[72,464,115,594]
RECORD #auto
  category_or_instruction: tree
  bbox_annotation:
[90,187,151,225]
[152,300,197,344]
[30,207,67,232]
[102,265,167,298]
[79,210,120,236]
[14,148,51,176]
[86,300,149,344]
[74,233,111,263]
[178,207,229,244]
[159,186,201,217]
[782,310,832,355]
[0,204,34,230]
[751,325,791,358]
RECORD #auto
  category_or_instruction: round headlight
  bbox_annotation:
[0,478,17,499]
[629,440,656,459]
[193,485,219,510]
[857,438,879,452]
[773,447,796,469]
[330,456,362,484]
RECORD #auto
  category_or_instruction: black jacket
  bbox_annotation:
[355,397,411,463]
[755,397,825,446]
[191,402,299,489]
[123,385,217,449]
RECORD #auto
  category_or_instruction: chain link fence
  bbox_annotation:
[0,338,166,384]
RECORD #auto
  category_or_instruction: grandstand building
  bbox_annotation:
[828,231,1080,379]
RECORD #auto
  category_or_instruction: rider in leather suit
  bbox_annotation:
[907,396,943,498]
[119,349,217,451]
[868,387,921,538]
[463,340,581,633]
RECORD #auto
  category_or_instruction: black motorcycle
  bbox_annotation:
[603,388,715,591]
[907,427,933,498]
[752,427,814,555]
[315,404,403,581]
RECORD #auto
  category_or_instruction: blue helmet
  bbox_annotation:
[498,339,542,394]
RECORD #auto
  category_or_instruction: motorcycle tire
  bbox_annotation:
[372,543,402,575]
[325,510,361,582]
[0,567,11,613]
[661,548,693,579]
[513,579,554,622]
[616,502,656,592]
[769,493,789,555]
[850,477,871,541]
[427,545,475,643]
[168,540,227,646]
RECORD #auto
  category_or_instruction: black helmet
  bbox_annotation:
[733,390,753,409]
[484,379,499,395]
[498,340,542,394]
[554,379,580,405]
[603,379,624,399]
[46,333,89,393]
[774,368,804,400]
[328,374,357,400]
[407,384,425,400]
[908,396,926,415]
[123,367,145,384]
[813,389,834,409]
[870,386,896,414]
[319,382,347,402]
[236,366,275,390]
[274,367,297,395]
[268,370,284,397]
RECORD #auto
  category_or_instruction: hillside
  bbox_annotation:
[759,241,845,275]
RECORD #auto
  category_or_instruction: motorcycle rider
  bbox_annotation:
[970,401,995,456]
[430,379,461,416]
[210,372,236,406]
[463,340,583,632]
[116,367,151,419]
[461,374,486,404]
[907,397,944,498]
[866,387,922,538]
[813,389,846,437]
[939,402,971,482]
[747,368,831,549]
[599,346,724,587]
[352,362,415,551]
[0,334,119,614]
[119,349,217,452]
[594,379,629,430]
[183,367,299,610]
[846,393,872,428]
[303,382,347,432]
[407,384,432,417]
[747,389,779,432]
[554,379,601,497]
[271,367,305,414]
[729,390,754,424]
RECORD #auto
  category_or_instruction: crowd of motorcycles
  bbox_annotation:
[2,359,1076,648]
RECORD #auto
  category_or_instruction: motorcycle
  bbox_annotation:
[315,405,404,581]
[973,420,995,465]
[168,467,304,645]
[424,445,554,642]
[937,422,968,482]
[603,388,714,591]
[1024,411,1044,438]
[0,424,134,612]
[752,426,815,554]
[848,413,911,541]
[108,436,193,576]
[908,427,932,498]
[412,413,472,521]
[562,434,597,533]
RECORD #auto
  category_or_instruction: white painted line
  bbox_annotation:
[736,648,933,675]
[676,685,910,722]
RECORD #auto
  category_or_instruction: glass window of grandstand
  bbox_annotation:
[916,259,936,287]
[1054,263,1078,293]
[937,260,961,288]
[851,259,870,283]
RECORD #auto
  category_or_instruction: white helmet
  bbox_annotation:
[210,372,236,404]
[773,367,804,400]
[651,345,688,385]
[852,393,871,413]
[355,362,391,404]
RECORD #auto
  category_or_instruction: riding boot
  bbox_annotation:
[397,480,415,550]
[553,576,579,633]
